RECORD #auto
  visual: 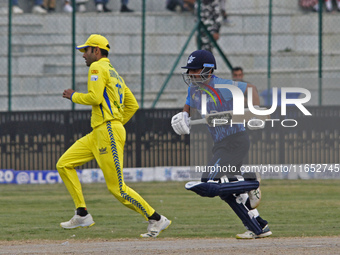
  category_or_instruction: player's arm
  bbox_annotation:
[183,104,190,115]
[71,64,105,105]
[121,85,139,125]
[244,83,260,107]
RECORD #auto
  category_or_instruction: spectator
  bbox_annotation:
[196,0,222,53]
[42,0,55,12]
[232,66,244,82]
[12,0,47,14]
[94,0,133,13]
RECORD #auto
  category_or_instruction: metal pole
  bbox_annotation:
[318,0,323,105]
[71,0,76,110]
[151,22,200,108]
[8,0,13,111]
[141,0,146,108]
[267,0,273,106]
[197,0,201,49]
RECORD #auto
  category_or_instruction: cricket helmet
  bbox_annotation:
[181,50,217,86]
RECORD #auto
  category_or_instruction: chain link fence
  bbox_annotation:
[1,0,340,111]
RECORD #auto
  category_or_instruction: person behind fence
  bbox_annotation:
[195,0,222,53]
[231,66,244,82]
[94,0,133,12]
[57,34,171,238]
[171,49,272,239]
[12,0,47,14]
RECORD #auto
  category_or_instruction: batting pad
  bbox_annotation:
[185,181,220,197]
[219,181,259,196]
[185,181,259,198]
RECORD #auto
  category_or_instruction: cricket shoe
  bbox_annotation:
[236,225,272,239]
[140,215,171,238]
[60,212,95,229]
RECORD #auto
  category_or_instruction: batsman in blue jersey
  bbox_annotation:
[171,50,272,239]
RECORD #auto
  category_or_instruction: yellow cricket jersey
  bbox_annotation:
[71,58,139,128]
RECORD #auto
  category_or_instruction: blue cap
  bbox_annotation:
[181,50,217,70]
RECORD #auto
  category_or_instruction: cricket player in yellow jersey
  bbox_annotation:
[57,34,171,237]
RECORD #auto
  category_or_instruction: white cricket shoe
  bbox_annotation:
[12,6,24,14]
[96,3,103,12]
[236,225,272,239]
[140,215,171,238]
[60,212,95,229]
[32,5,47,14]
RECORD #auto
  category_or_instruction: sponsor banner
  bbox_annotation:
[0,170,64,184]
[82,167,192,182]
[170,166,192,181]
[2,165,339,184]
[0,167,192,185]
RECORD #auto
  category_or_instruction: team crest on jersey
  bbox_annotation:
[91,75,98,81]
[188,55,195,63]
[99,147,108,155]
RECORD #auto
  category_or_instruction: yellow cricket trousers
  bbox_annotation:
[56,120,155,220]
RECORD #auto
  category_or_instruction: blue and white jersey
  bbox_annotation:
[185,75,247,143]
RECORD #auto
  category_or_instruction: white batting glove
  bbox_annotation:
[247,118,265,130]
[171,112,190,135]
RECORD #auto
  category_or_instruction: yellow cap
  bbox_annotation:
[76,34,110,53]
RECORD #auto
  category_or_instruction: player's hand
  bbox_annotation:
[171,112,190,135]
[63,89,75,100]
[247,118,265,130]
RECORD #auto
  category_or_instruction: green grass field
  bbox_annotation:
[0,179,340,241]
